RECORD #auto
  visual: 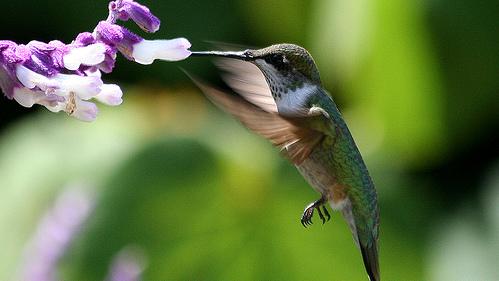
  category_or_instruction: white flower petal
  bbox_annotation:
[15,65,102,101]
[44,103,65,113]
[63,43,106,71]
[20,70,103,100]
[13,87,66,112]
[72,98,98,122]
[13,87,40,107]
[95,84,123,106]
[132,38,191,65]
[16,65,52,90]
[51,73,103,100]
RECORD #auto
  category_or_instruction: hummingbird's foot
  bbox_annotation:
[301,196,330,227]
[301,202,315,227]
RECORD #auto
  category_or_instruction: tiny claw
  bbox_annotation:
[317,206,326,224]
[322,206,331,222]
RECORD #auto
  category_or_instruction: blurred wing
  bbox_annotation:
[189,74,323,164]
[216,58,278,113]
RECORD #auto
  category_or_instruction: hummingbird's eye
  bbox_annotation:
[266,54,286,68]
[243,50,253,59]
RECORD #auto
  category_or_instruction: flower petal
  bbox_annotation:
[13,87,41,107]
[74,32,96,46]
[16,65,53,89]
[0,63,19,98]
[72,98,98,122]
[84,68,102,78]
[51,73,103,99]
[95,84,123,106]
[63,43,106,70]
[119,0,160,33]
[24,41,62,76]
[95,21,141,61]
[132,38,191,65]
[13,87,65,111]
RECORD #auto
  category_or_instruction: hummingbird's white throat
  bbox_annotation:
[255,58,317,116]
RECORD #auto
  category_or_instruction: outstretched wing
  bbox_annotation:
[216,58,278,113]
[188,74,323,165]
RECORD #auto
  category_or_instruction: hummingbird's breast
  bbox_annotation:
[295,143,348,210]
[274,84,318,116]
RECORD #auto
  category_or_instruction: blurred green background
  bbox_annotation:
[0,0,498,280]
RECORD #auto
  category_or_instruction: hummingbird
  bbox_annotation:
[189,44,380,281]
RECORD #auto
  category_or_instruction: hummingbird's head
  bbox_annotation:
[244,44,321,86]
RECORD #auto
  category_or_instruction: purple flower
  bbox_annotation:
[95,21,191,65]
[19,186,94,281]
[109,0,161,33]
[0,0,191,121]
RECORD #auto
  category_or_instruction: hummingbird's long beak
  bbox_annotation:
[190,50,252,61]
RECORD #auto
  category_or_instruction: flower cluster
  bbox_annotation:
[0,0,191,121]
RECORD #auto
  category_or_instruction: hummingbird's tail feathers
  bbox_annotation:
[360,240,380,281]
[186,73,323,165]
[341,201,380,281]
